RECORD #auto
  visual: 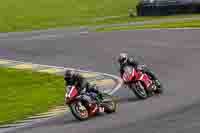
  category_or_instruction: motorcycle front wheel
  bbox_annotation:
[69,101,89,121]
[132,81,148,99]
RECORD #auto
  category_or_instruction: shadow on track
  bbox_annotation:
[115,97,140,104]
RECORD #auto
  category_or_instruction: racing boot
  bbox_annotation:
[154,80,163,94]
[155,80,162,88]
[95,93,103,105]
[96,93,105,113]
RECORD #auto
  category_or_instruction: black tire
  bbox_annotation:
[101,93,117,114]
[132,81,148,99]
[69,101,89,121]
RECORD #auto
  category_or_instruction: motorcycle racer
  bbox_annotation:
[64,70,103,104]
[117,53,163,90]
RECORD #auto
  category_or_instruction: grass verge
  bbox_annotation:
[0,67,64,125]
[92,14,200,26]
[0,0,139,32]
[2,0,200,32]
[96,19,200,32]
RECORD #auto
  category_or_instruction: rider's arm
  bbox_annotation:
[77,75,89,92]
[120,67,124,78]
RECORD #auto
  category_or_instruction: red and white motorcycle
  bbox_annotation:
[65,85,117,121]
[122,65,162,99]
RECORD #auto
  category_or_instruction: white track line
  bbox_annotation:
[0,58,123,95]
[97,27,200,33]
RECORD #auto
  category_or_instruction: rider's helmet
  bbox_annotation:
[118,53,128,65]
[64,70,77,81]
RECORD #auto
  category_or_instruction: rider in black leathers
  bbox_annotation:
[118,53,163,89]
[64,70,103,104]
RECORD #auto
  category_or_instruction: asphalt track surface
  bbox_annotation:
[1,29,200,133]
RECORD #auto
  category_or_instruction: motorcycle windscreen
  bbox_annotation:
[123,66,136,82]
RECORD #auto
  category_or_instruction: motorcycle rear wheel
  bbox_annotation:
[101,93,117,114]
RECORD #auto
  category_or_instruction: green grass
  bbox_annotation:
[0,67,64,125]
[96,19,200,31]
[1,0,200,32]
[0,0,139,32]
[93,14,200,26]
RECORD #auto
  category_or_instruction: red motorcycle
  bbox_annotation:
[122,65,161,99]
[65,85,117,121]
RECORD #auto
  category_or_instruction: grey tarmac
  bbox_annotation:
[0,28,200,133]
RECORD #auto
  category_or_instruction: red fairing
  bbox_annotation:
[68,86,78,100]
[123,68,138,82]
[137,73,152,88]
[89,104,98,116]
[128,68,138,81]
